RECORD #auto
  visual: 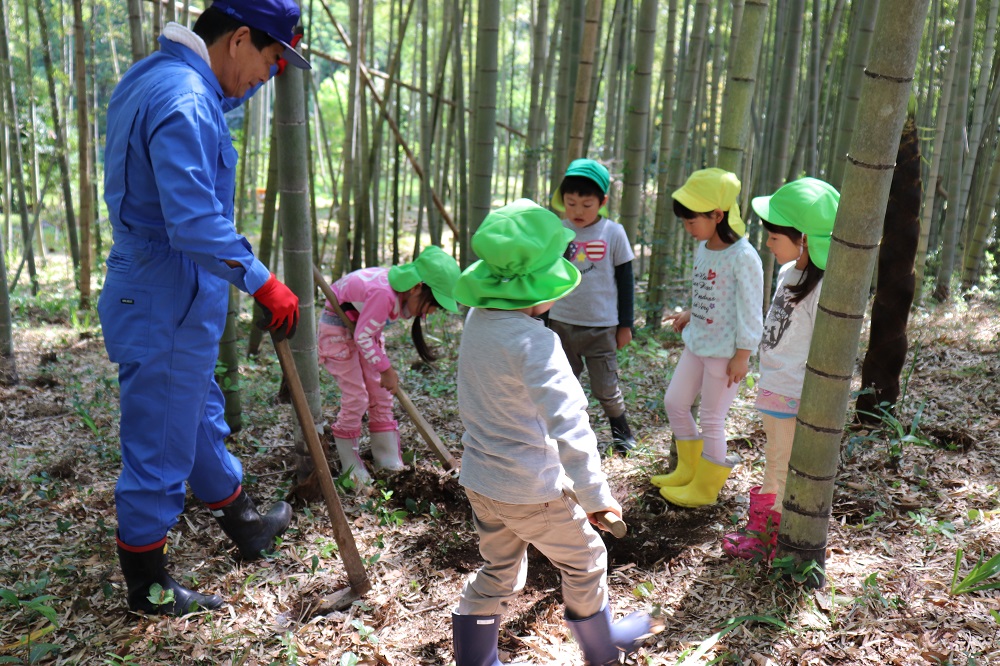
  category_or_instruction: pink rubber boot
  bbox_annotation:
[722,486,780,560]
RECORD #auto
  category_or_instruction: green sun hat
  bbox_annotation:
[454,199,581,310]
[388,245,461,312]
[751,177,840,270]
[671,168,746,237]
[551,158,611,217]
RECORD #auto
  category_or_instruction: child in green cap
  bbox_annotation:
[723,177,839,561]
[318,245,459,485]
[451,199,655,665]
[549,158,639,453]
[652,168,764,508]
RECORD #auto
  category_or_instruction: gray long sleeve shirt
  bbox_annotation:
[457,308,614,513]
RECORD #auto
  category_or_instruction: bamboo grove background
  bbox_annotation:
[1,0,999,352]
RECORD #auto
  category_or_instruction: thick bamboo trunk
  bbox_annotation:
[34,0,80,277]
[778,0,929,588]
[618,0,656,243]
[74,0,91,307]
[469,0,499,234]
[276,61,322,483]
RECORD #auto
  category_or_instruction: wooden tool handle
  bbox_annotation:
[594,511,628,539]
[562,485,628,538]
[272,336,370,594]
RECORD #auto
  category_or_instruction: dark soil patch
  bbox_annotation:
[607,494,723,567]
[923,425,977,451]
[387,464,470,521]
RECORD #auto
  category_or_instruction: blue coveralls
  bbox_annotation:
[98,35,272,548]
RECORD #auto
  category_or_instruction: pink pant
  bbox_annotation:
[663,347,741,462]
[318,322,397,438]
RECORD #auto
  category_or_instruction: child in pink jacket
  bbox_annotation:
[319,246,459,485]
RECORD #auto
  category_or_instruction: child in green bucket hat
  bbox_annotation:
[318,245,459,486]
[450,199,656,665]
[653,168,764,509]
[548,158,640,454]
[722,176,839,562]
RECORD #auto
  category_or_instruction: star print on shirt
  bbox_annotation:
[565,239,607,263]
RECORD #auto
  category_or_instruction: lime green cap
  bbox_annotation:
[751,177,840,269]
[388,245,460,312]
[454,199,581,310]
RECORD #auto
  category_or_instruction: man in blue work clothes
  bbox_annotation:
[98,0,309,616]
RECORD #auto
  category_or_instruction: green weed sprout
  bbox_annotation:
[950,548,1000,595]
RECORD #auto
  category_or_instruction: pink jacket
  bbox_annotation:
[327,267,402,373]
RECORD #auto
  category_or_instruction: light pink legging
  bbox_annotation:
[318,322,398,439]
[663,347,742,463]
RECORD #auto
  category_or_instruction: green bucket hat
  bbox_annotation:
[454,199,581,310]
[671,168,746,238]
[388,245,461,312]
[751,177,840,270]
[551,158,611,216]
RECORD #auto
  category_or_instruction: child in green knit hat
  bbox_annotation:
[450,198,656,665]
[549,158,639,453]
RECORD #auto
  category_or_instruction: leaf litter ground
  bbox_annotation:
[1,271,999,665]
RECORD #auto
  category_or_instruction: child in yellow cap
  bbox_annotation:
[451,199,655,665]
[722,177,839,561]
[652,168,764,508]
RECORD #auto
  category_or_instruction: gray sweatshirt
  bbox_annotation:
[457,308,615,513]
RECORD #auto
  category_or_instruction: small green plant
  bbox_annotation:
[675,614,791,665]
[632,581,655,600]
[72,398,101,437]
[949,548,1000,595]
[853,398,934,464]
[272,631,299,666]
[769,555,825,589]
[350,618,378,644]
[908,508,957,540]
[362,489,407,527]
[334,470,359,492]
[70,308,94,331]
[859,572,904,609]
[0,584,61,663]
[145,582,176,609]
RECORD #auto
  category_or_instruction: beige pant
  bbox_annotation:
[457,488,609,619]
[760,413,797,513]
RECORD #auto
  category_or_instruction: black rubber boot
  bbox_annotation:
[452,613,503,666]
[566,605,653,665]
[609,413,637,453]
[211,489,292,560]
[117,538,223,616]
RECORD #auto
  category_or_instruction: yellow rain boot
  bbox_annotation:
[650,439,704,488]
[659,456,733,507]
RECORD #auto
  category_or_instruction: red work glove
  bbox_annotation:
[253,273,299,341]
[274,33,303,76]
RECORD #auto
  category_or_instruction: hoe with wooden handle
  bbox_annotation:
[312,264,458,472]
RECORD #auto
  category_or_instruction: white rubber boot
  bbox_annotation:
[334,436,372,485]
[370,429,405,471]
